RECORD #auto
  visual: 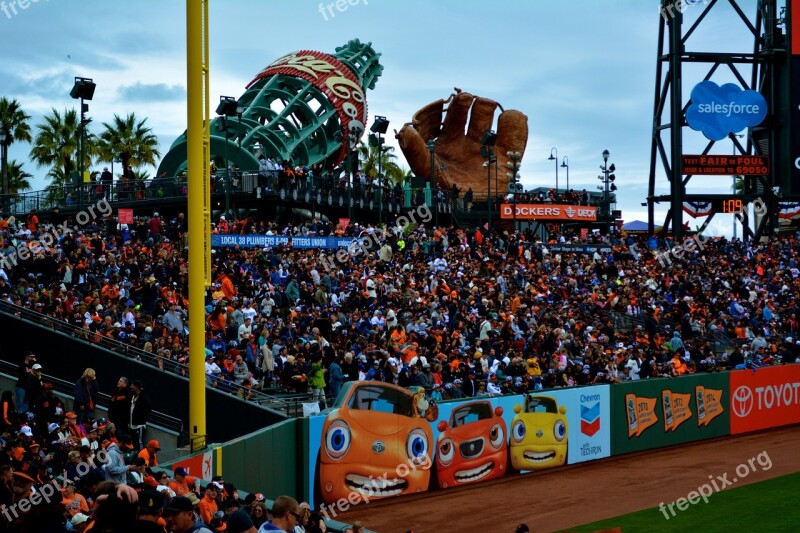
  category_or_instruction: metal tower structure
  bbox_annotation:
[648,0,791,240]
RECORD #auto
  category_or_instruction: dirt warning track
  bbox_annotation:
[336,425,800,532]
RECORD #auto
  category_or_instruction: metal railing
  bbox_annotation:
[1,171,458,217]
[0,300,310,415]
[0,358,184,436]
[603,309,735,354]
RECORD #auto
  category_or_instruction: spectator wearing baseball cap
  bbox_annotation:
[227,509,257,533]
[165,496,215,533]
[138,439,160,467]
[198,483,221,526]
[25,363,45,414]
[136,489,168,533]
[71,512,90,532]
[169,466,200,497]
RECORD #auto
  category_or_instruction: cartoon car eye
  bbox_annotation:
[553,420,566,442]
[325,420,351,460]
[489,423,504,449]
[512,420,525,443]
[438,438,455,466]
[407,428,429,464]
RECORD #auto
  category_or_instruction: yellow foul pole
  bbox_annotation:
[187,0,211,449]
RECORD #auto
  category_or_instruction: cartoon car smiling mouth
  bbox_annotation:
[522,450,556,463]
[453,461,495,483]
[510,395,568,471]
[344,474,408,497]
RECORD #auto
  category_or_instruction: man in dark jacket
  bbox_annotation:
[25,364,45,416]
[461,370,478,397]
[108,377,132,438]
[15,352,36,413]
[129,381,152,450]
[340,353,360,383]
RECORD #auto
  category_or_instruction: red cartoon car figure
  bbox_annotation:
[435,401,507,488]
[319,381,433,504]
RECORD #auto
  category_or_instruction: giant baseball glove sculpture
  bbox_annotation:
[395,89,528,194]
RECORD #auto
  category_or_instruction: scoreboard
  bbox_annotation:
[681,155,769,176]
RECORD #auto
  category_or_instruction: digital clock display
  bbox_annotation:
[721,199,744,214]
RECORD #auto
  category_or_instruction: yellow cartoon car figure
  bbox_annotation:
[510,395,568,471]
[319,381,433,504]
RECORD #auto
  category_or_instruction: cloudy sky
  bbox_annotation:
[0,0,771,235]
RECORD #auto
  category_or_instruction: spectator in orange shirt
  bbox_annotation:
[61,480,89,516]
[219,272,236,302]
[198,483,221,526]
[26,209,38,232]
[670,353,688,376]
[390,326,406,347]
[100,279,120,305]
[138,439,161,467]
[168,467,200,497]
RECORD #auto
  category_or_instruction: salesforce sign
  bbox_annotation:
[686,81,767,141]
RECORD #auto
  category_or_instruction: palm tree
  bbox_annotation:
[30,108,94,183]
[733,175,744,195]
[357,141,404,184]
[97,113,160,176]
[0,97,33,148]
[0,98,33,205]
[5,160,32,193]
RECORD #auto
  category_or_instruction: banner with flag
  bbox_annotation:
[682,201,713,218]
[662,390,693,432]
[778,201,800,219]
[625,394,658,438]
[696,386,724,427]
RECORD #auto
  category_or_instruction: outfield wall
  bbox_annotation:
[171,365,800,520]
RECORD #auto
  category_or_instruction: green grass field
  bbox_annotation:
[567,472,800,532]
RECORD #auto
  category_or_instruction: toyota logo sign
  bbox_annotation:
[732,386,754,418]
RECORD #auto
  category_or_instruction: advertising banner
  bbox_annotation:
[169,450,214,481]
[118,209,133,224]
[211,234,357,249]
[544,243,613,255]
[500,204,597,221]
[305,383,611,511]
[729,365,800,434]
[611,374,729,456]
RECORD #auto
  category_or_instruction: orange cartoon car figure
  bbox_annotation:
[319,382,433,504]
[435,401,507,488]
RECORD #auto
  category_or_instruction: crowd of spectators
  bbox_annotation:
[1,206,799,412]
[2,202,800,530]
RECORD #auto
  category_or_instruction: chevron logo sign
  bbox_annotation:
[580,400,601,437]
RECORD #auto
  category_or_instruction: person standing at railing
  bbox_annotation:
[74,368,99,424]
[15,352,36,413]
[129,380,152,450]
[109,376,131,438]
[101,167,113,199]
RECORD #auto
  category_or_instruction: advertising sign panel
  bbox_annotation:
[686,81,767,141]
[729,365,800,434]
[500,204,597,221]
[612,374,729,455]
[305,384,611,510]
[211,234,357,249]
